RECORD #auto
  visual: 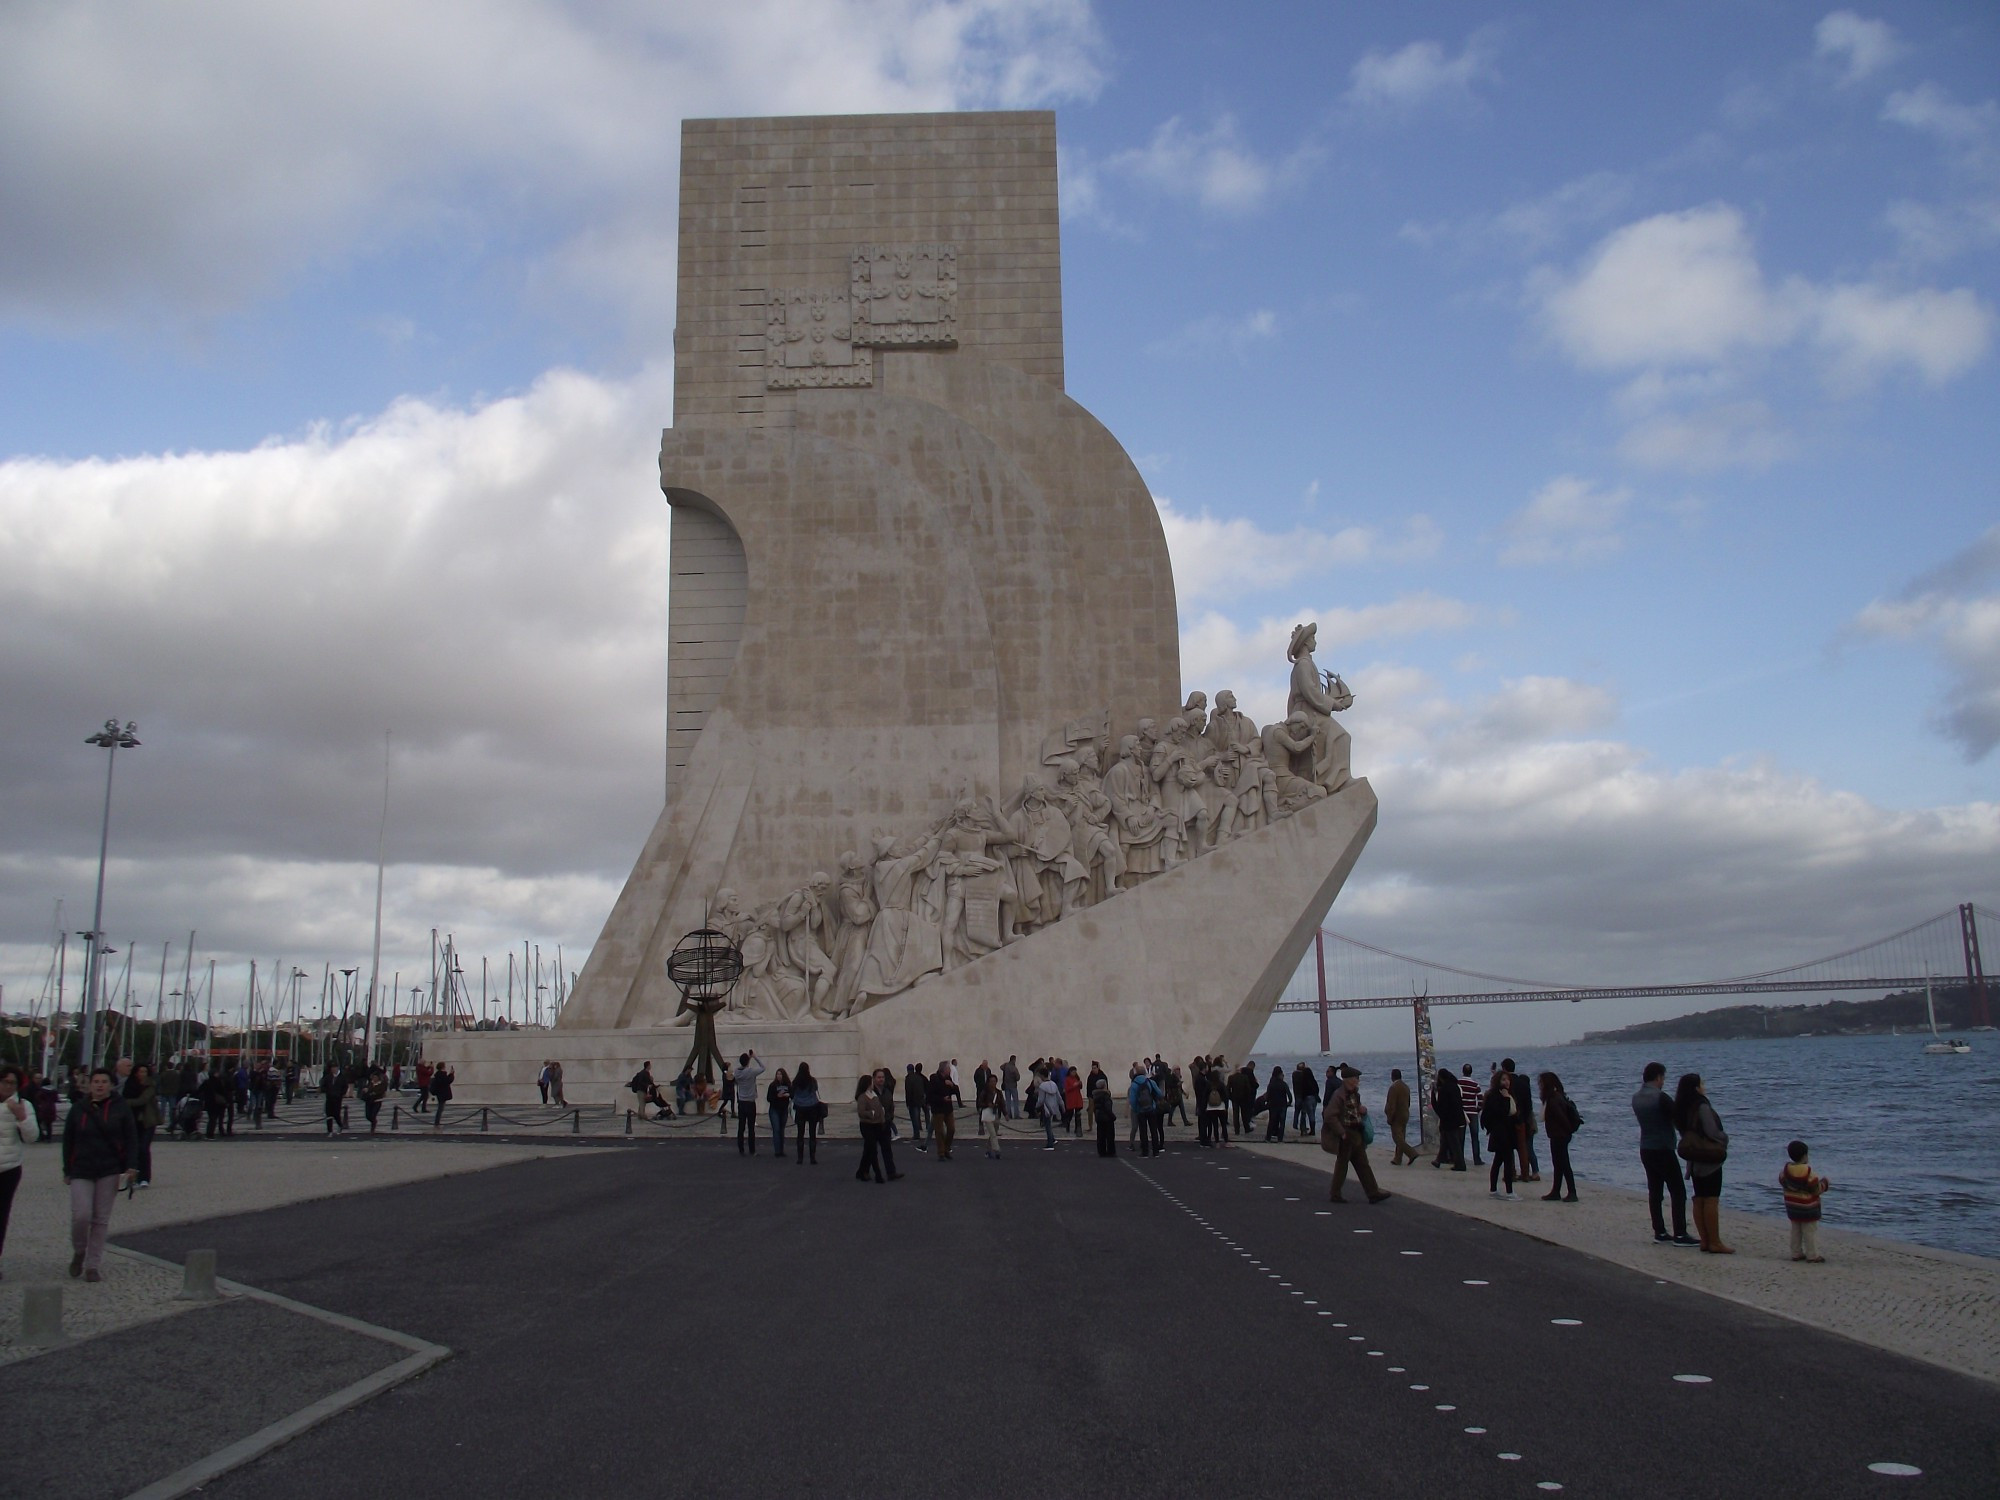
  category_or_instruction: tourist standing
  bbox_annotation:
[548,1059,567,1108]
[1675,1073,1732,1253]
[536,1061,551,1105]
[1632,1063,1694,1245]
[870,1069,902,1170]
[124,1063,159,1188]
[1261,1067,1290,1142]
[767,1068,792,1157]
[904,1063,931,1151]
[0,1065,35,1275]
[1457,1064,1484,1165]
[1325,1067,1390,1205]
[926,1062,960,1161]
[977,1074,1004,1159]
[1780,1141,1828,1263]
[429,1064,454,1125]
[1294,1063,1320,1136]
[322,1063,348,1135]
[1062,1065,1085,1135]
[1228,1063,1257,1138]
[1201,1070,1229,1148]
[1481,1071,1517,1199]
[361,1065,389,1133]
[1384,1068,1418,1166]
[1503,1059,1538,1182]
[1430,1066,1467,1170]
[413,1060,433,1115]
[1091,1074,1117,1156]
[791,1064,822,1164]
[1537,1071,1579,1202]
[1130,1067,1164,1156]
[734,1050,766,1156]
[855,1077,890,1183]
[63,1068,138,1283]
[1001,1055,1021,1118]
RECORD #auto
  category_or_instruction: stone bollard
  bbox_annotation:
[21,1285,65,1345]
[571,1108,580,1134]
[625,1110,633,1136]
[392,1105,400,1131]
[178,1249,220,1301]
[481,1107,490,1133]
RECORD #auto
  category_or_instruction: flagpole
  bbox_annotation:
[363,732,390,1068]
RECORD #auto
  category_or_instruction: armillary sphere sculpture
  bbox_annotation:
[667,928,744,1084]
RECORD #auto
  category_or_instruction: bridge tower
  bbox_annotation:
[1961,904,1990,1030]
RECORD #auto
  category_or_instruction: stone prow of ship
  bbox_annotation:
[431,110,1375,1102]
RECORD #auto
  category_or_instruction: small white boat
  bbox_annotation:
[1922,972,1971,1055]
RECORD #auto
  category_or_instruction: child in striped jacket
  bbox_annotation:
[1781,1140,1829,1263]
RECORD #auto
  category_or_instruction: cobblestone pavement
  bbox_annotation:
[1,1136,570,1363]
[1241,1139,2000,1385]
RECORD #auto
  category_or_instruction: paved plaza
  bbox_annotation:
[11,1137,1972,1497]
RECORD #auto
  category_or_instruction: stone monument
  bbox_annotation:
[430,110,1376,1101]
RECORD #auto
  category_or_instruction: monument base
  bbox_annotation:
[432,780,1375,1102]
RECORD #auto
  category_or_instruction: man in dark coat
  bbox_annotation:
[1431,1066,1467,1170]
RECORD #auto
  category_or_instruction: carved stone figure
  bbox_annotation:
[1050,755,1122,906]
[1180,690,1208,739]
[1286,621,1354,796]
[995,776,1084,932]
[1204,689,1256,762]
[775,873,838,1016]
[1149,715,1213,863]
[935,799,1018,969]
[1261,712,1328,813]
[1105,734,1170,885]
[824,850,879,1018]
[855,828,946,1006]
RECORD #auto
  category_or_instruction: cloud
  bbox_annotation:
[1104,113,1316,215]
[1499,476,1630,565]
[1144,308,1279,358]
[1401,171,1633,258]
[1156,496,1442,607]
[0,0,1105,336]
[1346,30,1499,113]
[1616,401,1793,472]
[1856,526,2000,761]
[1882,83,2000,148]
[1539,204,1994,403]
[1813,11,1902,84]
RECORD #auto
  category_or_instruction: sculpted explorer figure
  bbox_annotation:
[824,850,879,1018]
[855,828,946,1005]
[1104,735,1170,886]
[775,873,838,1017]
[1049,755,1122,906]
[1286,622,1354,796]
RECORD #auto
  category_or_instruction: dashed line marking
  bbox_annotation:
[1867,1464,1922,1477]
[1551,1318,1582,1326]
[1673,1374,1712,1385]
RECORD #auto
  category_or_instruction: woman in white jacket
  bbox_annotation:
[0,1064,38,1277]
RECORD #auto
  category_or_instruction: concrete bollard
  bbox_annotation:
[392,1105,400,1131]
[178,1249,220,1301]
[625,1110,633,1136]
[481,1107,490,1133]
[571,1108,580,1134]
[21,1285,65,1344]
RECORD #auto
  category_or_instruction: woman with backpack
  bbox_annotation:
[1481,1071,1517,1199]
[1675,1073,1733,1253]
[1537,1071,1580,1203]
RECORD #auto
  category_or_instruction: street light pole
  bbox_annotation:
[81,719,140,1071]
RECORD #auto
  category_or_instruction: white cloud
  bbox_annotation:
[1346,30,1499,113]
[1541,204,1995,384]
[0,0,1105,335]
[1104,113,1315,215]
[1144,308,1279,358]
[1856,526,2000,761]
[1883,83,2000,148]
[1156,496,1441,607]
[1402,171,1633,258]
[1814,11,1902,84]
[1616,401,1793,472]
[1499,476,1630,565]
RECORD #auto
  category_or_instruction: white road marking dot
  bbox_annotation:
[1316,1311,1332,1317]
[1315,1211,1332,1216]
[1498,1453,1521,1461]
[1303,1300,1318,1306]
[1410,1383,1428,1391]
[1463,1279,1488,1286]
[1551,1318,1582,1326]
[1259,1185,1274,1190]
[1333,1323,1348,1328]
[1672,1375,1712,1385]
[1285,1196,1299,1201]
[1536,1482,1563,1491]
[1353,1229,1373,1235]
[1463,1427,1486,1435]
[1401,1250,1423,1257]
[1436,1404,1457,1411]
[1867,1464,1922,1477]
[1349,1336,1364,1342]
[1388,1366,1405,1372]
[1367,1351,1383,1357]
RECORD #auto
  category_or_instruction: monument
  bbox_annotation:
[429,111,1377,1101]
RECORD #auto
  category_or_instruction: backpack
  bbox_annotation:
[1564,1098,1584,1134]
[1132,1078,1160,1115]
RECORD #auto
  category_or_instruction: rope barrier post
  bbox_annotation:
[625,1109,633,1136]
[571,1108,580,1134]
[392,1105,400,1131]
[481,1107,489,1132]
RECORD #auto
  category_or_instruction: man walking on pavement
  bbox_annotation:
[1325,1066,1391,1204]
[1384,1068,1421,1165]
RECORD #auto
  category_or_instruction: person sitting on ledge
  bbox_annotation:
[690,1074,715,1115]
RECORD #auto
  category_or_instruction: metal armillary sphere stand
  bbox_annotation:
[667,928,744,1084]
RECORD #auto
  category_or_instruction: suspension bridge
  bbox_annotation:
[1276,902,1994,1052]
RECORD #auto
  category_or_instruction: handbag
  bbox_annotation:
[1359,1114,1375,1147]
[1677,1130,1725,1165]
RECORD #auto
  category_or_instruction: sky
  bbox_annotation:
[3,0,1997,1056]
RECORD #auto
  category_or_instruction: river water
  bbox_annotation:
[1248,1034,1999,1259]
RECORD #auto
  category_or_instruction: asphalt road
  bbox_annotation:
[122,1139,1999,1497]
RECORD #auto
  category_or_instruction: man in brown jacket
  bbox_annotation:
[1384,1068,1420,1165]
[1322,1067,1391,1204]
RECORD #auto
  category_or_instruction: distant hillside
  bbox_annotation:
[1579,985,1987,1044]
